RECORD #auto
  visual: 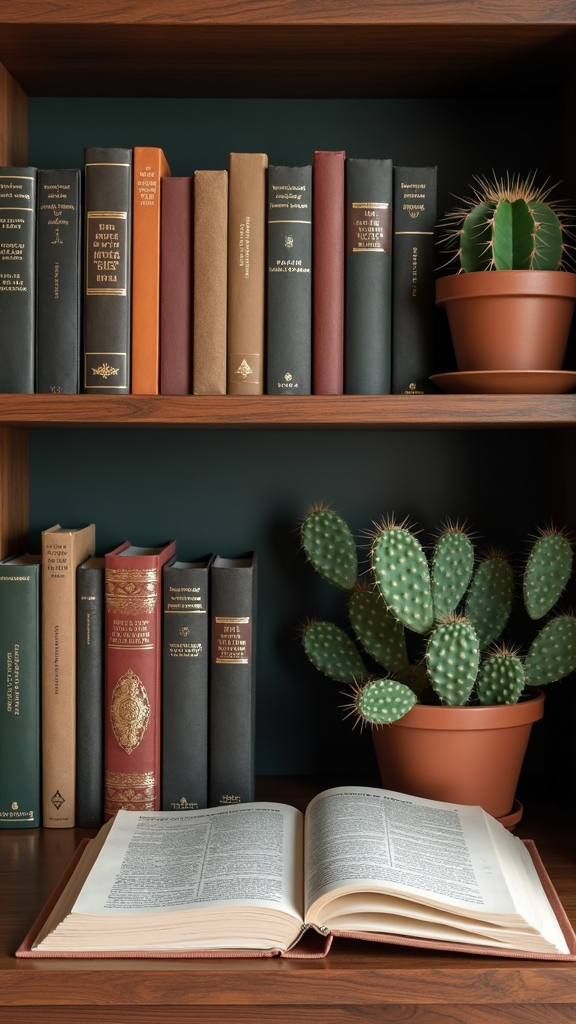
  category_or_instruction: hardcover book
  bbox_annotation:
[82,147,132,394]
[0,554,41,829]
[41,524,96,828]
[131,146,171,395]
[104,540,177,818]
[36,168,82,394]
[160,176,192,395]
[266,164,312,395]
[193,170,228,395]
[76,556,105,829]
[344,157,393,394]
[312,150,345,395]
[209,553,257,806]
[0,167,37,393]
[161,556,214,811]
[391,167,438,394]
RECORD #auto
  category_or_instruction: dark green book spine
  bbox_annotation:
[266,165,312,394]
[36,169,82,394]
[0,555,41,828]
[391,167,438,394]
[82,147,132,393]
[0,168,37,393]
[76,557,105,828]
[161,556,213,811]
[344,158,393,394]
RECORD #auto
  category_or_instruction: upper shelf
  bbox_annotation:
[1,1,575,97]
[0,394,575,429]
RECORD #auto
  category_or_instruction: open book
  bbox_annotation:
[17,786,576,960]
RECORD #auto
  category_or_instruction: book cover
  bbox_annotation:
[82,147,132,394]
[209,553,257,806]
[41,524,96,828]
[36,168,82,394]
[0,554,41,829]
[104,539,177,817]
[227,153,267,395]
[392,167,438,394]
[312,150,345,395]
[131,146,171,395]
[344,157,393,394]
[193,169,228,395]
[266,164,312,395]
[161,555,214,811]
[76,556,105,829]
[160,176,192,395]
[0,167,37,393]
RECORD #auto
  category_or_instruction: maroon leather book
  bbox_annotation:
[160,177,192,395]
[313,150,345,395]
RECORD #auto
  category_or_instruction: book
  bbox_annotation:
[82,147,132,394]
[161,555,214,811]
[104,539,177,818]
[227,153,268,395]
[391,166,438,394]
[209,553,257,807]
[131,146,171,395]
[160,176,192,395]
[41,524,96,828]
[193,169,228,395]
[344,157,393,394]
[17,786,576,960]
[0,553,41,829]
[76,556,105,829]
[312,150,345,395]
[0,167,37,393]
[266,164,312,395]
[36,168,82,394]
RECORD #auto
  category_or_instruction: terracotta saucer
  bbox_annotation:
[430,370,576,395]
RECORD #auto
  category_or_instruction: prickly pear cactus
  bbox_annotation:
[372,523,434,635]
[431,526,475,621]
[302,620,368,684]
[426,618,480,706]
[301,507,357,592]
[465,555,514,649]
[353,677,417,726]
[524,530,573,620]
[348,587,409,674]
[477,650,526,705]
[524,615,576,687]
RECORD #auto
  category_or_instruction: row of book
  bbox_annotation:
[0,527,257,830]
[0,151,437,397]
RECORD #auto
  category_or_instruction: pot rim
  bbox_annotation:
[436,269,576,304]
[382,688,545,732]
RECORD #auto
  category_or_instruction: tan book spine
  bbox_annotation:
[193,170,228,395]
[41,524,96,827]
[227,152,268,395]
[131,147,171,395]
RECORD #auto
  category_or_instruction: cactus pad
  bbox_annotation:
[477,652,526,705]
[431,528,475,621]
[354,677,417,726]
[524,531,573,620]
[301,508,357,591]
[465,556,514,649]
[426,619,480,706]
[349,587,409,673]
[372,525,434,634]
[524,615,576,687]
[302,620,368,684]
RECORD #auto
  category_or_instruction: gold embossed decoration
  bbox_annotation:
[105,770,155,814]
[106,567,158,615]
[110,668,151,753]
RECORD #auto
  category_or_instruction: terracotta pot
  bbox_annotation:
[435,271,576,371]
[372,690,544,820]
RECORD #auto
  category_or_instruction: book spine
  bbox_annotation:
[76,559,105,828]
[0,559,40,828]
[312,150,345,395]
[160,176,192,395]
[0,167,37,393]
[392,167,438,394]
[227,153,267,395]
[344,158,393,395]
[193,170,228,395]
[209,553,256,806]
[36,169,82,394]
[82,147,132,394]
[41,525,96,828]
[266,164,312,395]
[131,147,171,395]
[161,558,213,810]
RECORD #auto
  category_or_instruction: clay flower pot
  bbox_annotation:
[436,271,576,371]
[371,690,545,823]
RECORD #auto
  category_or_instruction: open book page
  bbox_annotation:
[303,787,570,954]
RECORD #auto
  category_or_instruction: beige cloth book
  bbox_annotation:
[41,524,96,828]
[227,152,268,395]
[193,170,228,395]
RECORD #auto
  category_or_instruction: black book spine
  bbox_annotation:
[36,169,82,394]
[391,167,438,394]
[266,165,312,394]
[76,557,105,828]
[161,557,213,811]
[0,167,37,393]
[209,553,256,806]
[344,158,393,394]
[82,147,132,393]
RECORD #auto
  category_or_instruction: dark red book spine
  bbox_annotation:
[312,150,345,395]
[160,177,192,395]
